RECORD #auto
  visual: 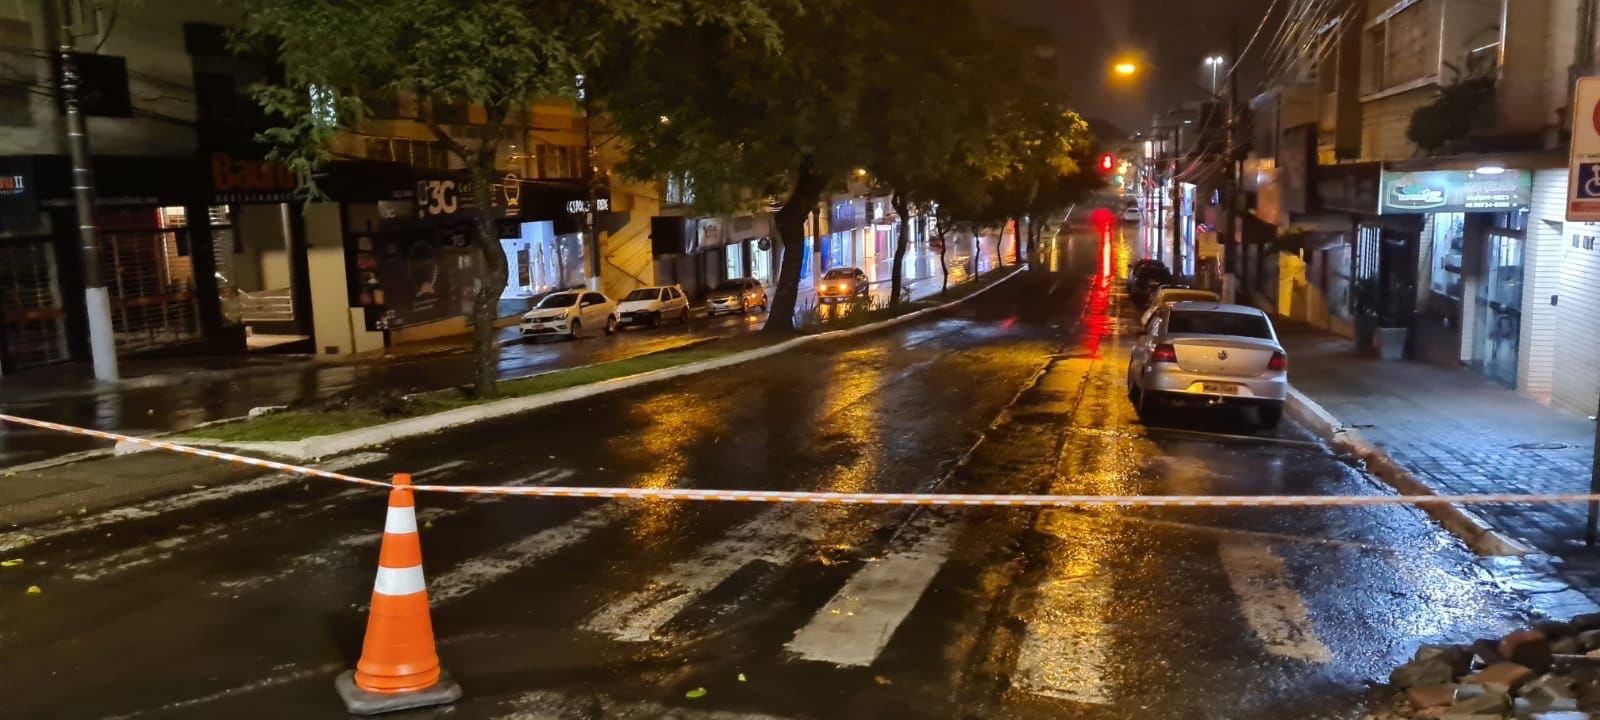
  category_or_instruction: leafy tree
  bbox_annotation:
[237,0,780,394]
[595,0,877,332]
[983,101,1091,267]
[854,0,996,309]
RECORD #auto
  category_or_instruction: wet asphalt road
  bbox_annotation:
[0,267,966,469]
[0,226,1534,719]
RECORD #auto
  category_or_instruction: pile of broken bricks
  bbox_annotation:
[1385,615,1600,719]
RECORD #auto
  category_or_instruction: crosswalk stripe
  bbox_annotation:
[1217,538,1332,663]
[492,690,796,720]
[429,499,626,604]
[786,514,955,667]
[204,468,571,597]
[1010,510,1114,705]
[69,459,485,583]
[584,506,825,643]
[0,451,389,553]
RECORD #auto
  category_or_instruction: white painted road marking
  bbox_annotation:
[428,501,628,603]
[1217,538,1332,663]
[585,506,827,642]
[1011,510,1114,705]
[492,690,796,720]
[0,451,389,553]
[786,515,955,666]
[68,458,478,582]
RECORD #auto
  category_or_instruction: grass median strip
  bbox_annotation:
[184,343,741,443]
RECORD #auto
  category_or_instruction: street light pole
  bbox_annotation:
[578,74,601,291]
[58,7,117,381]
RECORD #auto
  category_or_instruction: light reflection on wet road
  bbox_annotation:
[0,224,1536,720]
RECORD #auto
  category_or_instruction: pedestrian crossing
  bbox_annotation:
[29,446,1485,714]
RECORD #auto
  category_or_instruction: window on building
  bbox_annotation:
[1364,0,1440,94]
[665,174,695,206]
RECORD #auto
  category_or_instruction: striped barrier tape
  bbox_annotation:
[0,413,389,489]
[405,483,1600,508]
[8,411,1600,508]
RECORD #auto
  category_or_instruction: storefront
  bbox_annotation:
[826,198,866,271]
[648,212,773,299]
[1378,167,1532,375]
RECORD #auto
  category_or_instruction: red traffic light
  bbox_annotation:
[1099,154,1115,173]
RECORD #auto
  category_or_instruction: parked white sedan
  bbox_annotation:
[520,290,619,340]
[617,285,691,328]
[1126,302,1288,429]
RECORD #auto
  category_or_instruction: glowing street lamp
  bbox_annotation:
[1204,55,1227,95]
[1113,62,1139,77]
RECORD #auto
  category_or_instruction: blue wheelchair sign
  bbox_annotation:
[1580,164,1600,199]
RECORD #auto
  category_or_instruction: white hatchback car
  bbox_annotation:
[1127,302,1288,428]
[521,290,619,340]
[616,285,691,328]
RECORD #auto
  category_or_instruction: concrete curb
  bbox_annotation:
[1285,386,1535,557]
[177,269,1024,463]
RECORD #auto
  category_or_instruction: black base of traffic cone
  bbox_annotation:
[334,669,462,715]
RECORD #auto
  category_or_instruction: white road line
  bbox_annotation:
[1217,538,1332,663]
[493,690,796,720]
[67,458,482,582]
[429,499,627,604]
[211,468,574,596]
[584,506,824,643]
[786,515,955,666]
[1011,510,1114,706]
[0,451,388,553]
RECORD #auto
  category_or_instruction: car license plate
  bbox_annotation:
[1200,383,1239,395]
[528,323,545,330]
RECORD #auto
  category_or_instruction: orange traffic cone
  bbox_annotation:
[335,473,462,715]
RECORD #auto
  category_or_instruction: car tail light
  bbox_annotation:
[1268,352,1288,371]
[1151,344,1178,363]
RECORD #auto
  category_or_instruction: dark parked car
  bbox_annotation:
[1128,260,1173,308]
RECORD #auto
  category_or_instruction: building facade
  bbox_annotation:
[1238,0,1600,415]
[0,1,663,374]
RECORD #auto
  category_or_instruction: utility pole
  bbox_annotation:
[1225,23,1243,301]
[58,2,117,381]
[578,74,601,291]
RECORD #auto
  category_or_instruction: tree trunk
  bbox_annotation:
[936,218,950,295]
[993,222,1005,268]
[765,162,828,333]
[470,151,508,397]
[889,191,911,309]
[1012,216,1025,267]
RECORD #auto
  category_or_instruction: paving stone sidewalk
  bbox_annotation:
[1277,321,1600,596]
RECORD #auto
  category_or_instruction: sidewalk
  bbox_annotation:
[1277,321,1600,596]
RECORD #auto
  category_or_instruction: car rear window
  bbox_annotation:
[1167,311,1272,339]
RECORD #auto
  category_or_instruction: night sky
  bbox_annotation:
[982,0,1281,137]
